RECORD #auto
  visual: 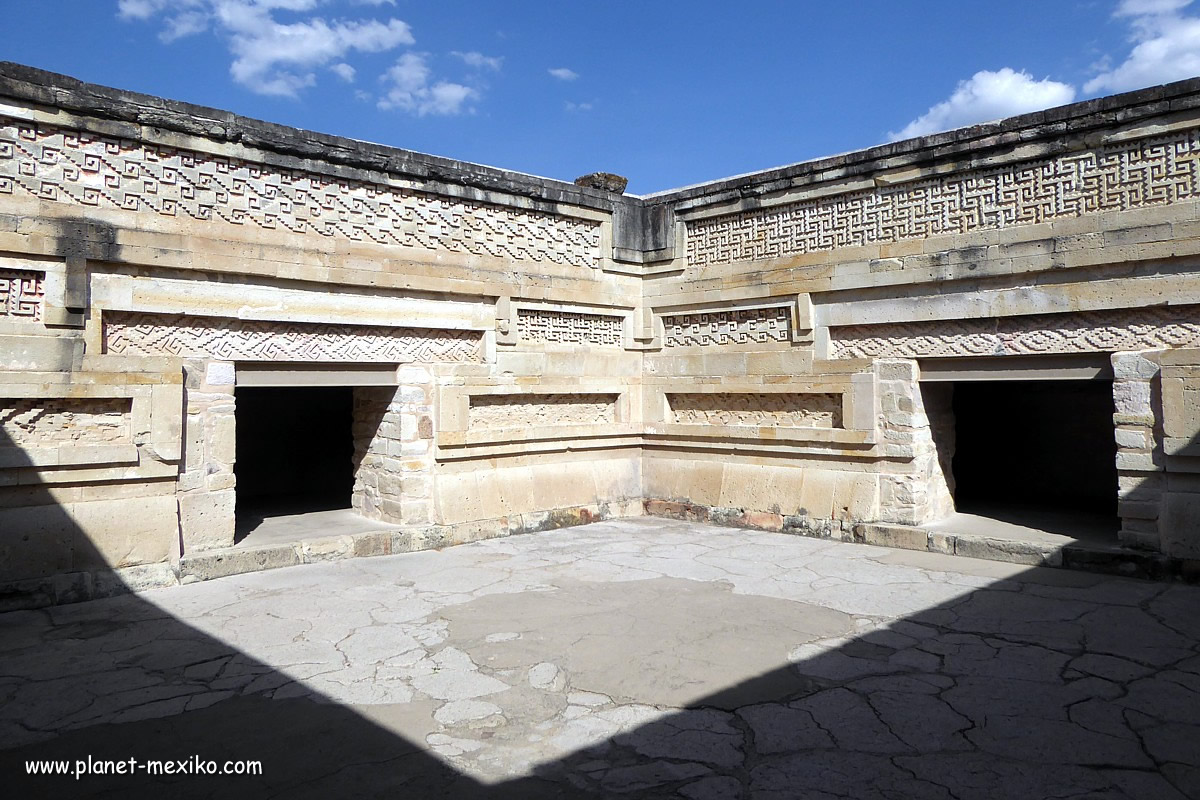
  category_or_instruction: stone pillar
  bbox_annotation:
[1111,350,1165,551]
[351,366,435,525]
[875,359,955,525]
[178,361,236,552]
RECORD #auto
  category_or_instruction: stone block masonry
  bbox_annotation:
[3,60,1200,606]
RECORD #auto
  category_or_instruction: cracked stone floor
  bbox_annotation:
[1,517,1198,799]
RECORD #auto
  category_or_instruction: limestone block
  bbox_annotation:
[1162,373,1200,441]
[0,334,80,371]
[796,469,837,519]
[150,383,184,462]
[93,562,178,598]
[1111,351,1161,381]
[672,459,724,506]
[853,523,928,551]
[205,361,235,386]
[832,473,879,522]
[532,462,596,510]
[0,504,75,581]
[474,469,508,517]
[180,543,301,582]
[436,472,482,524]
[178,490,236,551]
[1114,428,1148,449]
[641,458,676,500]
[1160,492,1200,558]
[495,465,537,516]
[400,500,430,524]
[718,463,772,510]
[69,495,177,570]
[1112,380,1153,418]
[767,466,807,516]
[208,413,236,465]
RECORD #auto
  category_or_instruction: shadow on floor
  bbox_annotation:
[1,529,1197,799]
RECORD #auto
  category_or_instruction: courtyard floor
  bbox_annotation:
[1,517,1197,799]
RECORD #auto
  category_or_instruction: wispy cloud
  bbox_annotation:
[548,67,578,81]
[565,101,592,112]
[888,68,1076,141]
[378,52,478,115]
[452,51,502,71]
[119,1,413,97]
[117,0,490,114]
[1085,0,1200,93]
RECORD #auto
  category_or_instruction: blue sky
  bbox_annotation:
[2,1,1199,193]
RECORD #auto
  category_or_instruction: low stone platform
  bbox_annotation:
[1,518,1196,798]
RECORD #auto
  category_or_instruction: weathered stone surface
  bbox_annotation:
[3,60,1200,607]
[0,517,1197,796]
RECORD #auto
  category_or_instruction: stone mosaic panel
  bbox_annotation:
[688,129,1200,266]
[104,312,483,362]
[469,394,618,428]
[1,398,131,446]
[0,269,44,320]
[668,393,842,428]
[831,305,1200,359]
[517,309,624,346]
[663,307,790,347]
[0,118,601,268]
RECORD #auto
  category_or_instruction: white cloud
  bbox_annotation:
[118,1,417,97]
[888,68,1077,141]
[117,0,175,19]
[565,101,592,112]
[378,52,477,115]
[330,62,356,82]
[548,67,578,81]
[452,51,502,71]
[1116,0,1191,15]
[159,9,210,41]
[1085,0,1200,94]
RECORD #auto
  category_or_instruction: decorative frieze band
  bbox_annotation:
[103,312,483,363]
[687,128,1200,267]
[0,118,601,268]
[469,393,618,428]
[831,305,1200,359]
[663,307,791,347]
[668,393,842,428]
[1,398,131,445]
[518,308,624,346]
[0,269,43,320]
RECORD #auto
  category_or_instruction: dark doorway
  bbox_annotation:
[950,380,1119,536]
[235,386,354,537]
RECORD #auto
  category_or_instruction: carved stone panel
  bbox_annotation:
[688,129,1200,266]
[0,269,44,320]
[0,118,601,268]
[518,309,624,346]
[469,394,618,428]
[1,398,131,445]
[104,312,483,362]
[662,307,791,347]
[668,393,842,428]
[831,306,1200,359]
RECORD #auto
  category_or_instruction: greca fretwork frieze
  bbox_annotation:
[687,129,1200,266]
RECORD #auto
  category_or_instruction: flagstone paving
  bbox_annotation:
[1,517,1197,798]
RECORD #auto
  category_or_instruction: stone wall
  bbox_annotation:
[4,61,1200,605]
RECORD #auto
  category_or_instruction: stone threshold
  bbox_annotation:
[180,502,630,583]
[642,498,1198,582]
